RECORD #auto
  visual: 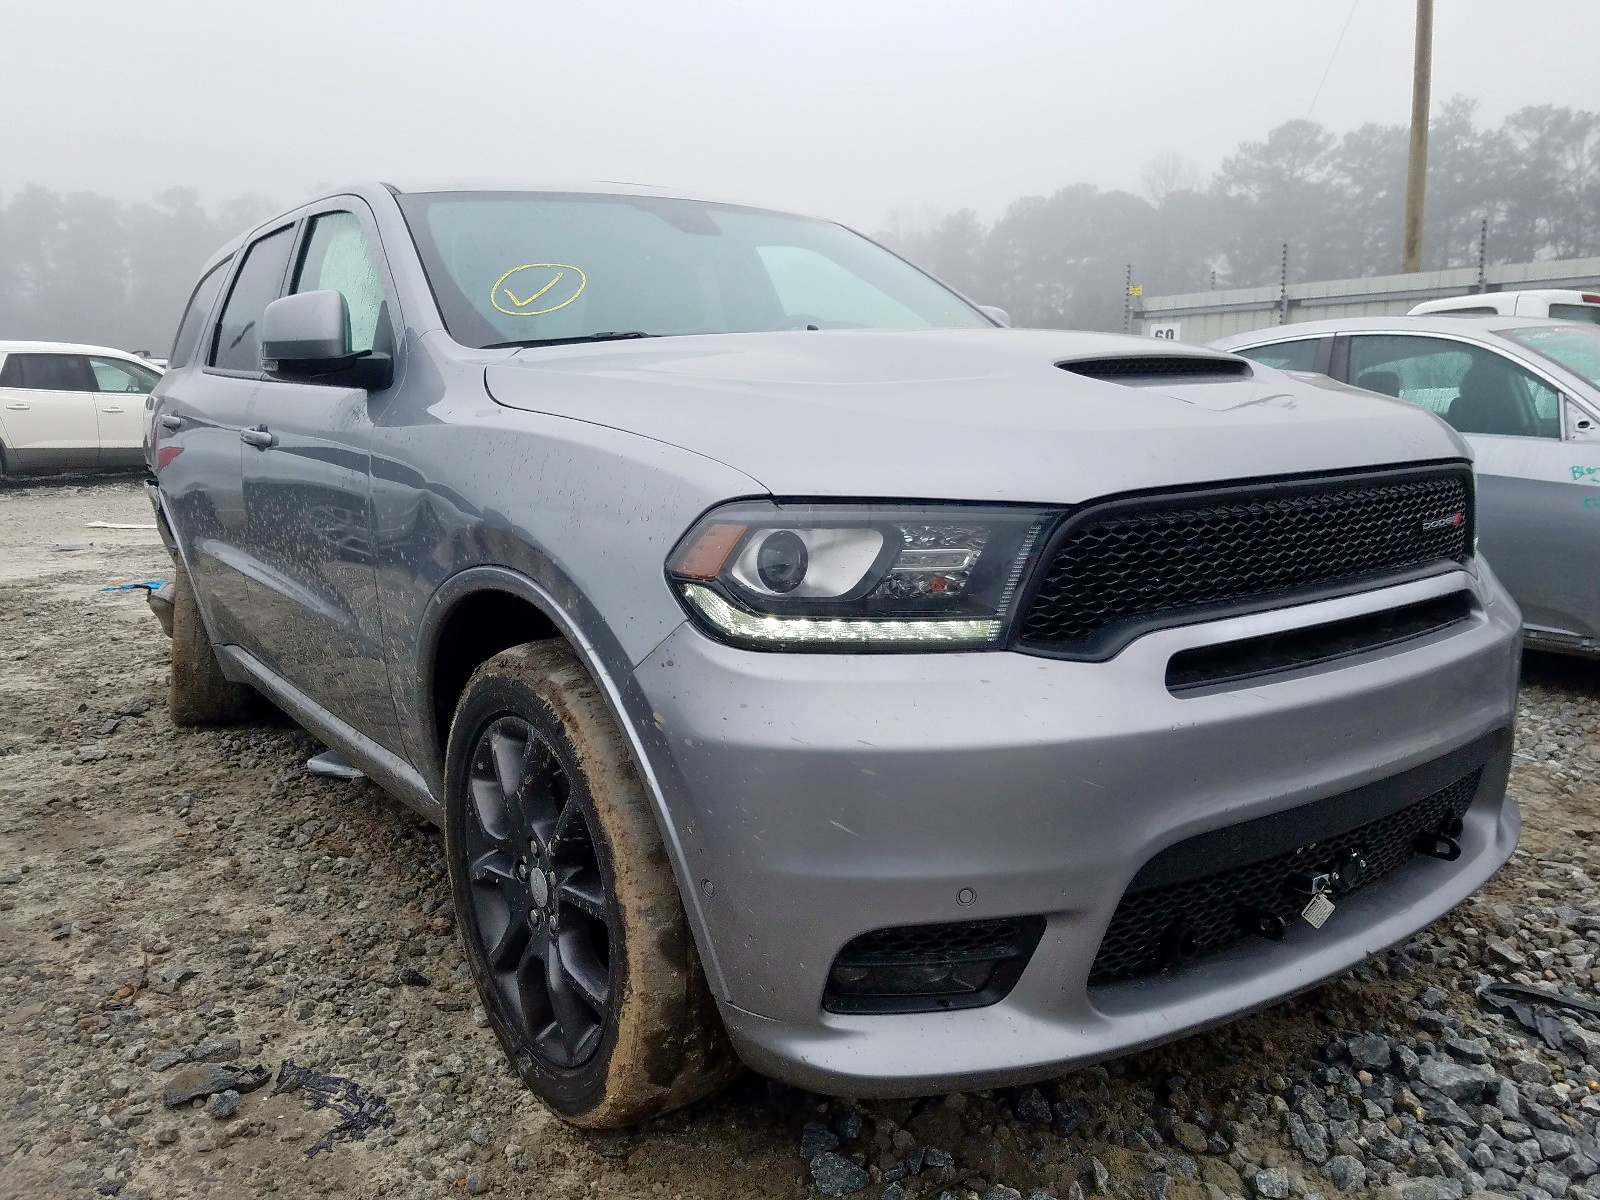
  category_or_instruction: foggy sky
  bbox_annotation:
[5,0,1599,230]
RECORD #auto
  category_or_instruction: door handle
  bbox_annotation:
[240,425,277,449]
[101,405,125,414]
[4,402,29,411]
[158,413,183,430]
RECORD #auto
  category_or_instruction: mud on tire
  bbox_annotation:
[168,562,254,727]
[444,641,737,1127]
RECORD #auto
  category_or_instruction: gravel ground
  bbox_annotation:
[0,476,1597,1200]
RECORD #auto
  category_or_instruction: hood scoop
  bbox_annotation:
[1059,355,1254,383]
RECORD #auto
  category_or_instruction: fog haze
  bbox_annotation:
[6,0,1599,227]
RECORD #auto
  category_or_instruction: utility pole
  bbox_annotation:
[1278,243,1290,325]
[1476,217,1489,293]
[1402,0,1434,273]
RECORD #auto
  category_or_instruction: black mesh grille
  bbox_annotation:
[838,918,1041,965]
[1018,467,1472,657]
[1088,768,1483,987]
[1061,356,1252,380]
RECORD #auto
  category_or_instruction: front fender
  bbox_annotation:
[415,565,729,996]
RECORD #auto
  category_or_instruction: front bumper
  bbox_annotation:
[634,566,1522,1096]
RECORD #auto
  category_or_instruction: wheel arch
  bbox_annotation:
[422,577,564,770]
[418,565,727,996]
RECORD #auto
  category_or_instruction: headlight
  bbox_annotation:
[665,501,1054,650]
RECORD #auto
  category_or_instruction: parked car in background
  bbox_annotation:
[0,341,162,475]
[1215,316,1600,658]
[1410,288,1600,324]
[149,181,1520,1126]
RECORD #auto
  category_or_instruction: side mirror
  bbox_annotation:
[1568,398,1599,440]
[261,290,391,390]
[978,305,1012,327]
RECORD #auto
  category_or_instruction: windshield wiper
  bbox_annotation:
[482,331,660,349]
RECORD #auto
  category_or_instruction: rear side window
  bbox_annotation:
[169,258,232,369]
[210,226,296,373]
[1548,304,1600,325]
[0,353,94,390]
[292,211,387,354]
[1235,339,1321,372]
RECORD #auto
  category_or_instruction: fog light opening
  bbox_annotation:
[822,916,1045,1015]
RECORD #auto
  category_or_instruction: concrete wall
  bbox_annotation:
[1135,257,1600,344]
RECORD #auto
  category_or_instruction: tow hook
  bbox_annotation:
[1414,816,1465,861]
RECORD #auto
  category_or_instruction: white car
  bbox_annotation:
[0,341,162,475]
[1410,288,1600,323]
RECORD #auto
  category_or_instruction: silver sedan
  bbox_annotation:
[1216,316,1600,659]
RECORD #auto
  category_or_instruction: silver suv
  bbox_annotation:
[147,182,1521,1126]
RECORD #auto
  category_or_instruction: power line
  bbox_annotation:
[1306,0,1362,120]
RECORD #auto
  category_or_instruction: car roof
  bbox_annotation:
[1410,289,1600,313]
[0,340,157,360]
[386,177,678,197]
[1213,314,1575,345]
[1441,288,1598,301]
[261,179,824,223]
[377,177,810,212]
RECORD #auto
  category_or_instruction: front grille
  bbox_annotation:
[1088,767,1483,987]
[1017,466,1473,658]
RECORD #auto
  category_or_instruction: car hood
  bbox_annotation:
[483,328,1468,503]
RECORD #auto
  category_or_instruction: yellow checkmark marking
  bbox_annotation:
[502,272,564,308]
[490,263,587,317]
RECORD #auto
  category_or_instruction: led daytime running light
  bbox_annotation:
[682,584,1001,646]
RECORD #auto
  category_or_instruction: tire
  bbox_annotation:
[445,641,736,1126]
[168,562,254,726]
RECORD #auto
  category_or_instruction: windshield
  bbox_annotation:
[1502,323,1600,390]
[396,191,991,348]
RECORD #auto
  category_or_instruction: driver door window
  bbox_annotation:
[89,357,159,394]
[292,211,387,354]
[1346,335,1559,439]
[210,225,296,373]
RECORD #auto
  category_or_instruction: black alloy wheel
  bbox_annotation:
[444,641,737,1125]
[460,714,614,1069]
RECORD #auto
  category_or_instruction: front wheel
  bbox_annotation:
[444,641,735,1126]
